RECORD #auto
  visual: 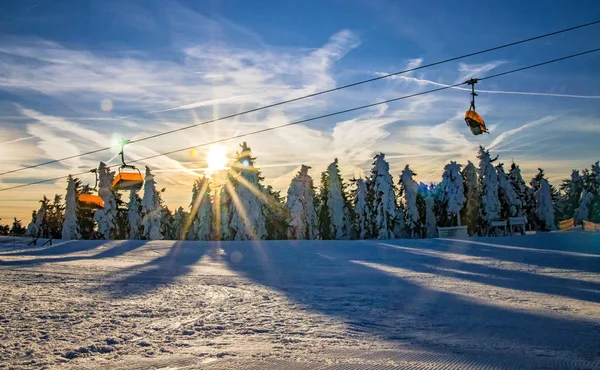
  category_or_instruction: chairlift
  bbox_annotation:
[77,169,104,210]
[112,139,144,191]
[464,78,489,135]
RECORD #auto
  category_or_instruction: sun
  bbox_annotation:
[206,145,228,173]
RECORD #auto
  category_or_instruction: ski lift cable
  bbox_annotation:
[1,19,599,177]
[1,47,598,193]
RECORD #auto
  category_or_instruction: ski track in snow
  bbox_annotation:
[0,233,599,369]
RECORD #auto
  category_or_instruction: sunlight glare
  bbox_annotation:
[206,145,228,173]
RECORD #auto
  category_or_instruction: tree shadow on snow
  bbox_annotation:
[0,240,148,267]
[0,239,108,257]
[95,241,210,299]
[429,233,600,273]
[220,239,600,367]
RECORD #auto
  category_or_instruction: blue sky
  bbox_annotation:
[1,0,599,221]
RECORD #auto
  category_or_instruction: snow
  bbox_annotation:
[285,165,319,240]
[1,233,599,369]
[440,161,465,226]
[370,154,397,240]
[61,177,81,240]
[141,166,163,240]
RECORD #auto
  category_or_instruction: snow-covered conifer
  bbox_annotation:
[440,161,465,226]
[285,165,319,239]
[62,176,81,240]
[399,165,421,237]
[188,176,213,240]
[141,166,163,240]
[352,178,371,239]
[228,142,267,240]
[477,146,500,235]
[171,207,188,240]
[574,189,593,223]
[94,162,119,239]
[533,169,556,231]
[496,163,521,218]
[461,161,480,235]
[323,159,352,240]
[370,154,397,239]
[128,190,142,239]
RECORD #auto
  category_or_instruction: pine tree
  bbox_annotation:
[35,196,50,238]
[46,194,64,239]
[94,162,120,239]
[370,154,397,239]
[76,181,96,240]
[169,206,187,240]
[160,205,173,239]
[352,177,371,239]
[285,165,319,239]
[0,221,8,236]
[10,218,26,236]
[141,166,164,240]
[574,189,593,223]
[583,161,600,223]
[318,159,352,240]
[496,163,521,219]
[399,165,421,238]
[188,176,213,240]
[263,185,289,240]
[461,161,480,235]
[62,176,81,240]
[228,142,267,240]
[557,169,583,221]
[477,146,501,235]
[533,169,556,231]
[218,185,233,240]
[439,161,465,226]
[508,162,530,219]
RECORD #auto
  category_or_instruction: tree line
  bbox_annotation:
[2,142,599,240]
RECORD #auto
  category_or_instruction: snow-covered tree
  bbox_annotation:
[424,192,437,238]
[25,210,39,237]
[352,178,371,239]
[439,161,465,226]
[582,161,600,223]
[263,185,289,240]
[285,165,319,240]
[477,146,501,235]
[127,190,142,239]
[461,161,479,235]
[370,154,397,239]
[228,142,267,240]
[496,163,521,219]
[399,165,421,237]
[171,207,188,240]
[94,162,119,240]
[557,169,583,221]
[187,176,213,240]
[318,159,352,240]
[141,166,163,240]
[47,194,65,239]
[508,162,533,217]
[574,189,593,224]
[218,185,233,240]
[62,176,81,240]
[533,169,556,231]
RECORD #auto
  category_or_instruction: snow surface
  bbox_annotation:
[1,233,599,369]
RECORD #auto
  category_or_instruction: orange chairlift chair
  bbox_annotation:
[112,139,144,191]
[464,78,489,136]
[77,169,104,210]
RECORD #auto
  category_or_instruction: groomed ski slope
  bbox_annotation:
[1,233,599,369]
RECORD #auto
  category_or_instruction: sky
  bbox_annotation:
[1,0,600,222]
